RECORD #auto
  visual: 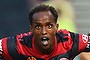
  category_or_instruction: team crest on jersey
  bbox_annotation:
[27,56,36,60]
[82,34,88,43]
[60,58,68,60]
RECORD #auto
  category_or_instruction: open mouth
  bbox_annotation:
[41,37,49,46]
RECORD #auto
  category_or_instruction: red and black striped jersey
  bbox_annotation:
[1,29,89,60]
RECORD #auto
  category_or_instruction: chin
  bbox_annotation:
[43,44,50,50]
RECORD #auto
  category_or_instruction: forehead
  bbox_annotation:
[32,11,54,21]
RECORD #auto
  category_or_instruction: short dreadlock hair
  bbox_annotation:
[29,4,58,25]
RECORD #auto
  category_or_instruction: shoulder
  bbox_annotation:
[16,32,32,39]
[57,29,78,37]
[57,29,77,44]
[16,32,33,47]
[57,29,70,34]
[56,29,71,42]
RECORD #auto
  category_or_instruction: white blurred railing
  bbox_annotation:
[71,0,90,34]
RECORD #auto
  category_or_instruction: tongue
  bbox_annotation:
[41,40,48,45]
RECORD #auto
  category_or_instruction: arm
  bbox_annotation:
[68,32,89,58]
[79,31,90,60]
[0,37,20,60]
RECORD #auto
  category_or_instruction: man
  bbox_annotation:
[0,4,90,60]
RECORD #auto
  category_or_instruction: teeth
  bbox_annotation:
[43,38,47,40]
[41,37,49,41]
[42,38,48,41]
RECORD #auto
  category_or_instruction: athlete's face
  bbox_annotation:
[30,11,58,53]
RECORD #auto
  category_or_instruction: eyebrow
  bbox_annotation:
[46,22,51,25]
[34,21,53,25]
[34,22,42,25]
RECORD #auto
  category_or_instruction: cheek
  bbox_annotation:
[48,30,56,39]
[35,30,41,35]
[32,28,41,34]
[32,30,41,38]
[48,28,57,35]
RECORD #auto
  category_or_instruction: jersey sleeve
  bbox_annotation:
[78,34,89,52]
[1,37,13,60]
[70,32,89,53]
[51,30,89,59]
[2,36,20,60]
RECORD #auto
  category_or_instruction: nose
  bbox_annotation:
[42,27,47,35]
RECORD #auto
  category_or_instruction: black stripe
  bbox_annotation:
[56,32,68,43]
[69,32,79,59]
[22,35,33,48]
[7,37,20,60]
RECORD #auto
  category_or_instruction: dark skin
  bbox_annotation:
[30,11,58,55]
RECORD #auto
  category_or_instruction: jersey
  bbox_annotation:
[1,29,89,60]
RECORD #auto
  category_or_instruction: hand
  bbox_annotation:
[0,51,4,59]
[0,51,2,55]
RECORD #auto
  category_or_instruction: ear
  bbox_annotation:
[30,25,33,32]
[56,24,59,30]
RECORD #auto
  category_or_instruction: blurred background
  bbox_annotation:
[71,0,90,34]
[0,0,30,38]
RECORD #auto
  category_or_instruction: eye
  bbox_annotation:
[35,25,41,30]
[47,24,53,29]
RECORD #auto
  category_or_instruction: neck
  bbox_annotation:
[34,41,55,55]
[41,45,54,55]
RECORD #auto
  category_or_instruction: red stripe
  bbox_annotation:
[2,38,13,60]
[78,34,88,53]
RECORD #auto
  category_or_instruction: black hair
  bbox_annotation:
[29,4,58,25]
